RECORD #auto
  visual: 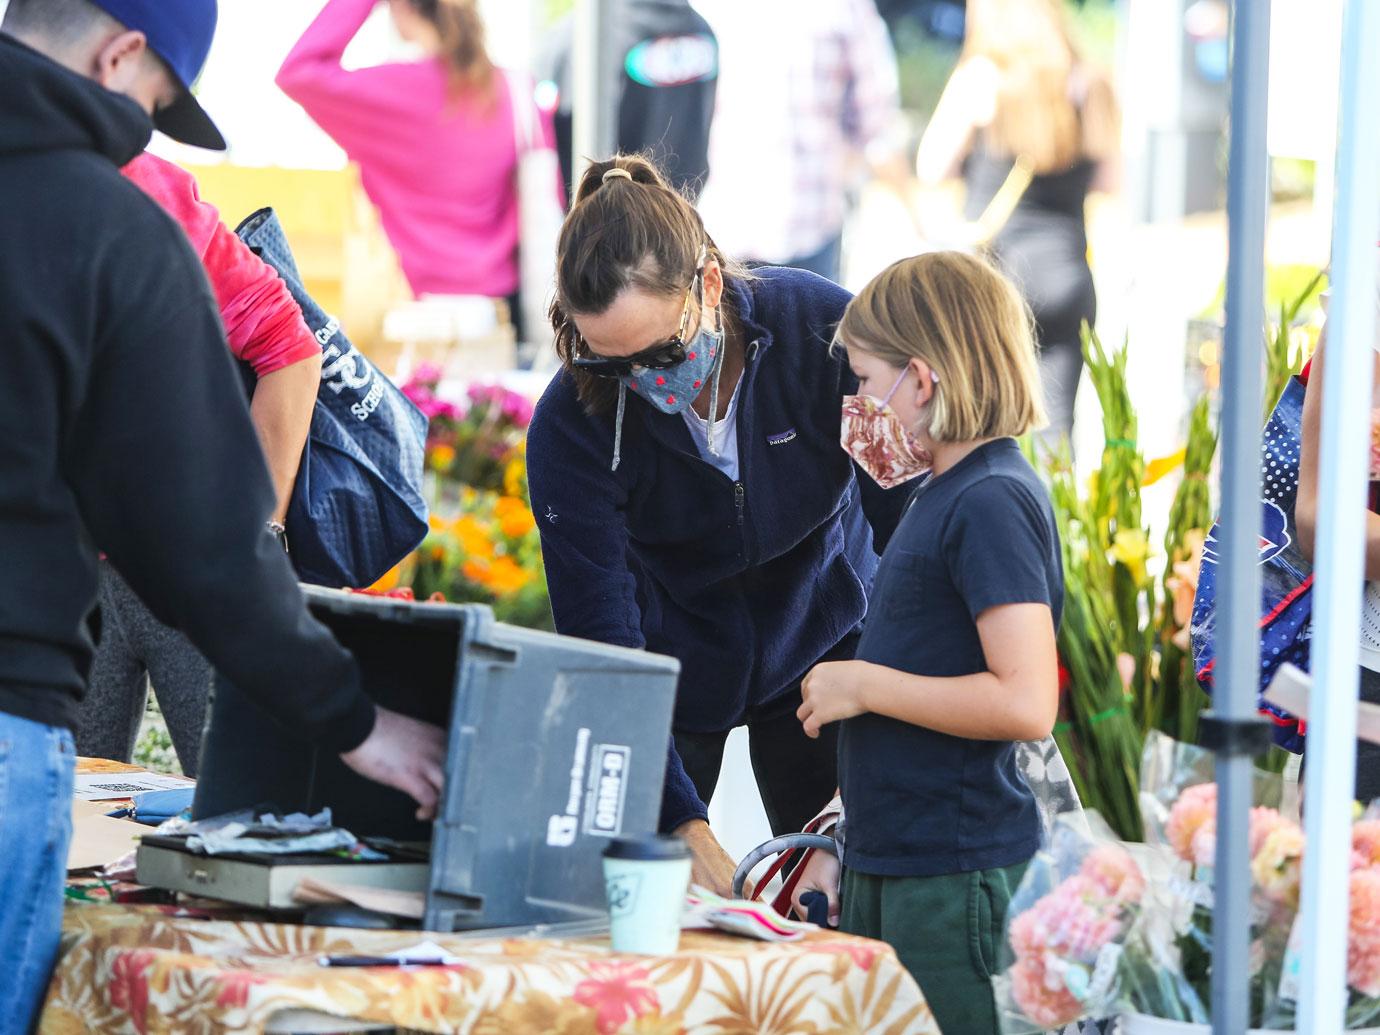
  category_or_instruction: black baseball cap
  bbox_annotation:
[87,0,226,150]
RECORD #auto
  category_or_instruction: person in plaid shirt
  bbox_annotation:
[695,0,905,283]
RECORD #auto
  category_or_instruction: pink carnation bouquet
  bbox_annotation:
[401,367,534,495]
[998,817,1152,1031]
[1133,733,1380,1030]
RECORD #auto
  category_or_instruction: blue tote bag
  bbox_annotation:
[235,208,429,588]
[1189,376,1311,752]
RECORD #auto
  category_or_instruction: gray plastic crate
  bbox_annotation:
[194,587,679,931]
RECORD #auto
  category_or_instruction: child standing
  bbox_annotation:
[795,251,1062,1035]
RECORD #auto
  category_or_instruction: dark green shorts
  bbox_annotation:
[841,861,1028,1035]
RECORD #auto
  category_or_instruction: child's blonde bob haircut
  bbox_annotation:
[837,251,1047,443]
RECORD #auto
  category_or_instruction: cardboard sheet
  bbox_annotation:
[292,876,427,919]
[68,802,145,872]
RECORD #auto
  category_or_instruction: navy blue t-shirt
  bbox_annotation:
[838,438,1063,877]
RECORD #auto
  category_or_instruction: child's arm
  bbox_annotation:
[797,601,1058,742]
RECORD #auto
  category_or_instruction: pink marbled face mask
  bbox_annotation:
[840,368,932,490]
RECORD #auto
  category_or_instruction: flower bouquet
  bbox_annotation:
[384,489,552,630]
[401,364,533,497]
[998,732,1380,1032]
[995,815,1158,1031]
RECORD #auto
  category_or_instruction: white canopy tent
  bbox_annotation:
[1159,0,1379,1029]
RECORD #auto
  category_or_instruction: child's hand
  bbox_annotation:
[798,660,870,738]
[790,844,841,926]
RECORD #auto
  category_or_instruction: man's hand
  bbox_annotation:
[798,660,872,739]
[675,818,751,899]
[340,706,447,820]
[790,840,842,927]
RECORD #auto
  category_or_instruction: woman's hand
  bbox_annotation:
[675,819,752,899]
[798,661,872,738]
[790,842,842,926]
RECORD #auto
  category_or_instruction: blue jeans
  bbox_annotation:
[0,712,75,1035]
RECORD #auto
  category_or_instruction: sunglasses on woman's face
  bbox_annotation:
[572,273,701,379]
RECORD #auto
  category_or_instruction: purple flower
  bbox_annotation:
[417,397,459,421]
[467,382,499,406]
[413,362,444,385]
[501,392,534,428]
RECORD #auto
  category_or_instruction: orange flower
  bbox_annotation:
[503,454,528,499]
[1166,529,1207,650]
[486,555,533,595]
[495,496,536,539]
[428,443,457,472]
[462,558,489,585]
[452,515,494,559]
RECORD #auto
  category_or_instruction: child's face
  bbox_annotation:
[847,344,935,444]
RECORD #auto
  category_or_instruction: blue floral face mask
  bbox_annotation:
[620,321,723,415]
[610,268,727,471]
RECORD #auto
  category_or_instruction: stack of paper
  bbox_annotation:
[683,887,819,942]
[73,770,192,802]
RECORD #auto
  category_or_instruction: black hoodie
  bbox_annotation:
[540,0,718,201]
[0,33,375,753]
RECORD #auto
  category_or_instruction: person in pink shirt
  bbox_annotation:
[75,152,323,774]
[124,152,322,519]
[278,0,559,330]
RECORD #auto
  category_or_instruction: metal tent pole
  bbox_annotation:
[1208,2,1272,1032]
[1298,1,1380,1029]
[570,0,621,184]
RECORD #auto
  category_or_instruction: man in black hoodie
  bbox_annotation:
[0,1,445,1027]
[539,0,719,203]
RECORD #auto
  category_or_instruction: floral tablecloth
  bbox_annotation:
[41,903,936,1034]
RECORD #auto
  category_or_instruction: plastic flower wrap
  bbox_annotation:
[1136,732,1298,1023]
[1264,802,1380,1029]
[1137,733,1380,1029]
[997,814,1153,1032]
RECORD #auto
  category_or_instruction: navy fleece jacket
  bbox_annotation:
[526,267,909,832]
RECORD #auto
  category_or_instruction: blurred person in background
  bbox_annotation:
[694,0,908,284]
[1295,288,1380,802]
[539,0,719,203]
[74,152,323,776]
[277,0,560,338]
[915,0,1118,446]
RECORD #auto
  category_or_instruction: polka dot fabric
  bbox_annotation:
[1190,375,1312,753]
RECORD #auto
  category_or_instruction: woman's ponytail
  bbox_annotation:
[413,0,494,100]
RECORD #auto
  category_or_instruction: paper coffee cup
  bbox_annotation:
[602,835,692,955]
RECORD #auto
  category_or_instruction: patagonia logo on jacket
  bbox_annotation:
[767,429,797,446]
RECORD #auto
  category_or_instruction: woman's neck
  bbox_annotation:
[691,309,745,422]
